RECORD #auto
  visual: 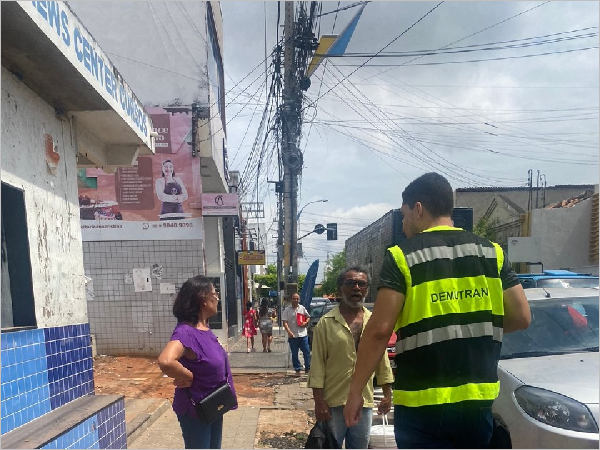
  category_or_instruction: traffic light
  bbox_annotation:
[326,223,337,241]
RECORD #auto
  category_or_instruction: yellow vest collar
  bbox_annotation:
[422,225,464,233]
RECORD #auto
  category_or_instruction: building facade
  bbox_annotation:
[68,1,242,355]
[1,1,154,446]
[455,184,599,274]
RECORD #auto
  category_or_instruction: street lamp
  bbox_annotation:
[297,199,328,221]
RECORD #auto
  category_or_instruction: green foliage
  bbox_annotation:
[473,217,500,242]
[298,274,306,293]
[254,264,278,289]
[316,250,346,296]
[253,264,306,295]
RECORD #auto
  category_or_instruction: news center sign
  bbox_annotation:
[237,251,266,266]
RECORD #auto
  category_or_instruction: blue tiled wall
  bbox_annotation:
[1,324,94,435]
[40,398,126,449]
[44,324,94,410]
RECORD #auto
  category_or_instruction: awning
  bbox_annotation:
[1,1,155,171]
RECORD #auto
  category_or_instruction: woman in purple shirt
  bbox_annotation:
[158,276,237,449]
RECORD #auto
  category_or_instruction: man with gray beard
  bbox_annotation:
[307,266,394,449]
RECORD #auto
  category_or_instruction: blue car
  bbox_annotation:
[518,270,599,289]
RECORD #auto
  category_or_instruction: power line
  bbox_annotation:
[331,46,599,67]
[306,1,445,109]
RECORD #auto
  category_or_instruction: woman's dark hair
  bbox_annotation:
[162,159,176,177]
[259,298,269,316]
[336,266,370,290]
[172,275,213,324]
[401,172,453,218]
[246,301,252,311]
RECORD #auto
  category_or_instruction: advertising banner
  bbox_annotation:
[78,106,204,241]
[237,251,266,265]
[300,259,319,309]
[201,193,239,216]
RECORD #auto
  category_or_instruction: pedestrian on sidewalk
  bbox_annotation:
[242,301,258,353]
[258,298,276,352]
[343,172,530,449]
[157,275,238,449]
[282,292,311,376]
[308,267,393,449]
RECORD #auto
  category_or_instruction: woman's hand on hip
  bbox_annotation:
[173,376,193,388]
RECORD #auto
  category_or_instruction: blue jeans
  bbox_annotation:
[177,413,223,449]
[325,406,372,449]
[288,336,311,372]
[394,401,493,449]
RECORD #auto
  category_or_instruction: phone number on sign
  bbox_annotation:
[152,222,194,228]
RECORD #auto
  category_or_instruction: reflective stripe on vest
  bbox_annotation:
[392,382,501,407]
[398,322,503,354]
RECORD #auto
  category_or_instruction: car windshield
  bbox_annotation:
[501,296,599,359]
[309,305,325,317]
[536,278,599,289]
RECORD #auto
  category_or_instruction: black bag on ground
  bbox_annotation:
[305,422,340,449]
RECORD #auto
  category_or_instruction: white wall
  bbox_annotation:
[204,216,224,274]
[1,68,88,327]
[530,198,595,272]
[203,216,228,343]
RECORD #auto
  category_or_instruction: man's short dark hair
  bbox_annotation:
[402,172,454,218]
[336,266,370,290]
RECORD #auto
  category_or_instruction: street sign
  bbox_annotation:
[327,223,337,240]
[237,250,266,265]
[241,202,265,218]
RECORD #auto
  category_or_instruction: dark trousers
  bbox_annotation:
[177,413,223,449]
[288,336,311,372]
[394,401,493,449]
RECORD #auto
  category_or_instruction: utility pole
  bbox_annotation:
[281,1,301,297]
[280,1,318,299]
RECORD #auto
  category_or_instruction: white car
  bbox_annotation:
[493,288,599,448]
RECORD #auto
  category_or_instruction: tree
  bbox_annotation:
[473,217,500,242]
[254,264,278,289]
[315,250,346,297]
[254,264,306,296]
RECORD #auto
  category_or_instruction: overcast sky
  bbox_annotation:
[219,1,599,281]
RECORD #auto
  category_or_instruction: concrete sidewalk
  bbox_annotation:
[128,404,261,449]
[126,327,311,448]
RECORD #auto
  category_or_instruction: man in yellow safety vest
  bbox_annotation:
[343,172,531,449]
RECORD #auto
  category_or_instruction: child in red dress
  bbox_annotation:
[242,301,258,352]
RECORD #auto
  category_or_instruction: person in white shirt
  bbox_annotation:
[282,293,311,376]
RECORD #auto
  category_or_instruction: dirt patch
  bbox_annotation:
[93,355,174,401]
[93,356,279,407]
[230,374,276,407]
[255,409,315,449]
[93,355,316,448]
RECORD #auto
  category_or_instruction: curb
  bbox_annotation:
[126,399,171,447]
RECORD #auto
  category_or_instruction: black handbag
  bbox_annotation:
[186,360,237,423]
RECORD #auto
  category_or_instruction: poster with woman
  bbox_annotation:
[78,106,203,241]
